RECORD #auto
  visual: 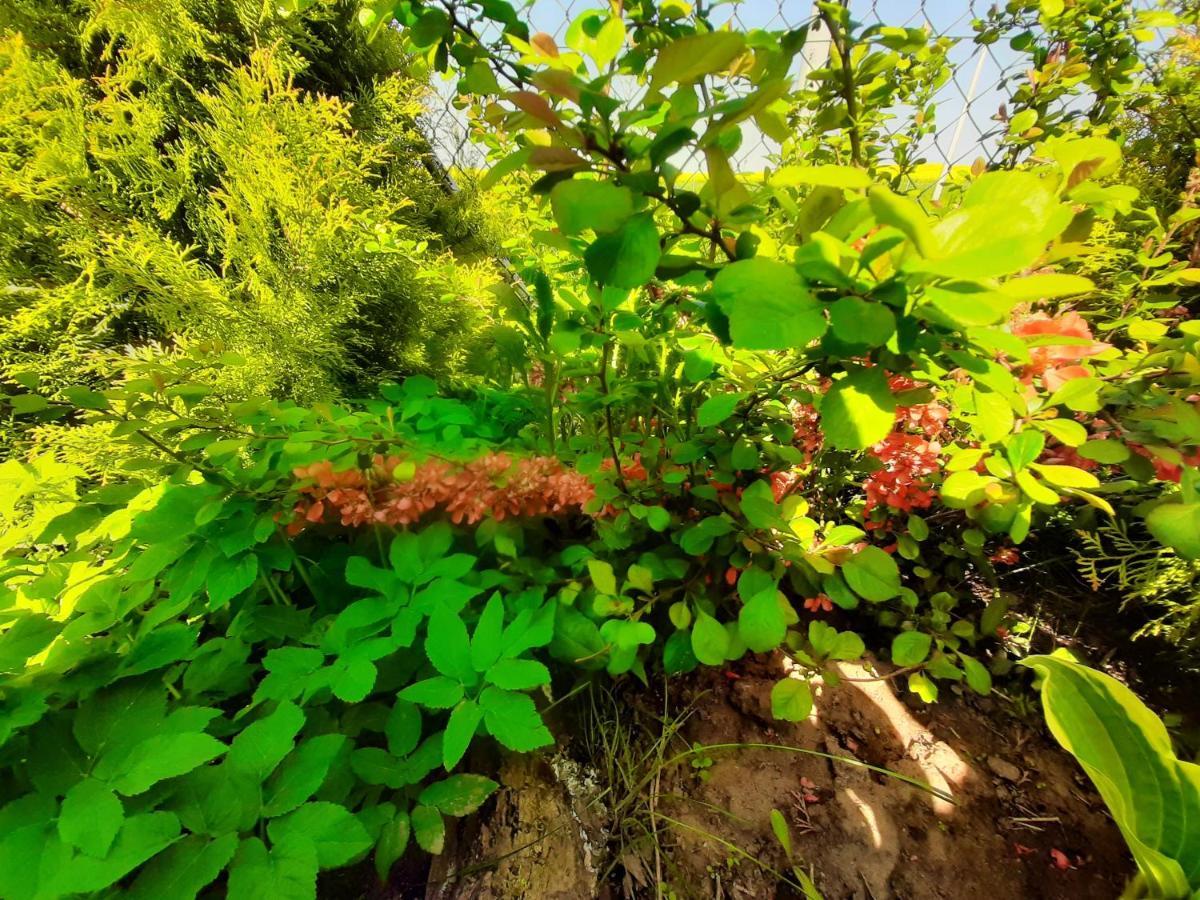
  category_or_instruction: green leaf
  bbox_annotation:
[739,480,779,529]
[0,614,60,671]
[690,609,729,665]
[770,678,813,722]
[207,554,258,609]
[829,297,896,348]
[1022,653,1200,896]
[385,700,422,759]
[479,687,554,751]
[330,654,377,703]
[226,836,317,900]
[1005,431,1044,472]
[107,732,228,796]
[419,774,499,816]
[470,593,505,672]
[399,676,465,709]
[267,802,372,869]
[1146,502,1200,560]
[411,805,445,854]
[738,591,786,653]
[1028,463,1100,489]
[959,654,992,696]
[841,545,901,602]
[999,273,1094,300]
[443,699,484,770]
[650,31,745,90]
[696,392,744,428]
[53,812,181,895]
[228,701,305,782]
[485,658,551,690]
[426,604,474,683]
[374,811,410,881]
[584,214,661,289]
[127,833,239,900]
[1037,417,1089,448]
[713,258,825,351]
[868,186,936,257]
[1078,440,1129,463]
[891,631,932,666]
[58,779,123,857]
[586,558,618,595]
[820,367,896,451]
[263,734,348,818]
[550,180,634,235]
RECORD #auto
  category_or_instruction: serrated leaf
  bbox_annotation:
[411,805,445,854]
[267,802,372,869]
[479,687,554,751]
[419,774,499,816]
[228,701,305,782]
[58,779,123,857]
[226,836,317,900]
[443,699,484,770]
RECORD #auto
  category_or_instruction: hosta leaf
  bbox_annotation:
[1023,653,1200,896]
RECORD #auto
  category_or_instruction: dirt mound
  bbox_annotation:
[654,658,1130,899]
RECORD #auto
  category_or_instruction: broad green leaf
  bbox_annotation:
[485,658,551,690]
[386,700,422,759]
[228,701,305,782]
[106,732,227,796]
[696,392,744,428]
[1078,440,1130,463]
[586,558,618,595]
[650,31,745,90]
[263,734,348,818]
[226,836,317,900]
[1022,653,1200,896]
[207,554,258,609]
[412,804,445,854]
[470,593,505,672]
[330,654,377,703]
[691,609,729,665]
[550,180,634,235]
[1028,463,1100,489]
[399,676,465,709]
[999,273,1095,300]
[1005,431,1044,471]
[584,214,660,289]
[959,654,992,696]
[891,631,932,666]
[841,545,901,602]
[419,774,499,816]
[443,699,484,770]
[868,185,936,257]
[267,802,372,869]
[712,258,825,351]
[829,297,895,348]
[1146,502,1200,560]
[820,367,896,451]
[739,479,780,529]
[426,605,474,683]
[374,811,410,881]
[58,779,123,857]
[53,812,181,895]
[1037,417,1089,447]
[479,687,554,751]
[737,591,786,653]
[126,833,239,900]
[770,678,813,722]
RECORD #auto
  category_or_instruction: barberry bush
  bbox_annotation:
[1,0,1200,897]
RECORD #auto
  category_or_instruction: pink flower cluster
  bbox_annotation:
[863,432,941,517]
[1011,311,1111,392]
[290,452,595,532]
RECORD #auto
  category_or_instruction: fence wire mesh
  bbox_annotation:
[418,0,1052,178]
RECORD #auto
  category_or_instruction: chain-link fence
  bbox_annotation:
[418,0,1048,177]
